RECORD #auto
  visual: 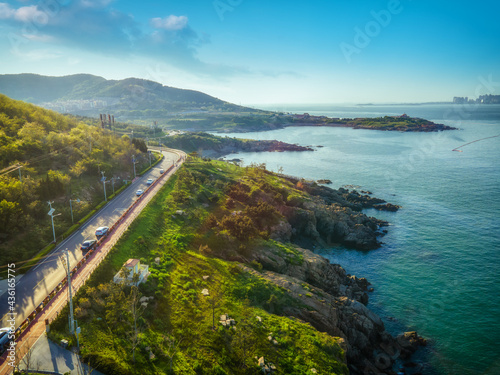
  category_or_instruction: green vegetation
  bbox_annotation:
[337,115,454,131]
[159,132,252,153]
[50,157,348,375]
[156,131,312,157]
[288,114,455,132]
[0,94,155,272]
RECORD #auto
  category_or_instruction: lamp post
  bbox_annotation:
[101,171,107,202]
[60,248,75,334]
[132,156,137,179]
[47,201,61,243]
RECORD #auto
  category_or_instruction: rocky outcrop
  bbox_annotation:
[244,246,426,374]
[285,178,400,213]
[202,139,313,158]
[281,198,388,250]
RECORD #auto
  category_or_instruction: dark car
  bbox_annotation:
[80,239,97,252]
[0,327,13,351]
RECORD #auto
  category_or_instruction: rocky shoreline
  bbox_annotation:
[273,176,400,250]
[247,176,427,373]
[202,139,313,158]
[196,162,425,373]
[242,244,426,374]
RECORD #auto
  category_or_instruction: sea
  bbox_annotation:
[218,104,500,375]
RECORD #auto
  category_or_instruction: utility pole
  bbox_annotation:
[132,156,137,179]
[111,177,119,194]
[148,151,152,167]
[69,198,80,224]
[18,165,22,181]
[60,249,75,334]
[101,171,107,202]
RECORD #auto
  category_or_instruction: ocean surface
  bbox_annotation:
[219,104,500,375]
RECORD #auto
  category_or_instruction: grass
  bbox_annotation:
[49,157,348,375]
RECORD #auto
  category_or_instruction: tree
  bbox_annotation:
[207,279,226,330]
[127,282,145,364]
[162,333,183,374]
[131,138,147,153]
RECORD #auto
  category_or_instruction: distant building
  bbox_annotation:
[453,97,468,104]
[113,259,149,286]
[478,94,500,104]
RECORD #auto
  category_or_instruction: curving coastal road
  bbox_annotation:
[0,149,184,330]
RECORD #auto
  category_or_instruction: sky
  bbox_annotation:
[0,0,500,106]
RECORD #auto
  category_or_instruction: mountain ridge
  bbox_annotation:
[0,73,253,116]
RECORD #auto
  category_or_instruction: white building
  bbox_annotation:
[113,258,149,286]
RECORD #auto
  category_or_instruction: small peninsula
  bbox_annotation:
[286,113,457,132]
[158,131,314,158]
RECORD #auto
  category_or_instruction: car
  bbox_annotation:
[159,169,164,174]
[146,178,154,185]
[0,327,13,351]
[80,239,97,252]
[136,189,144,196]
[95,226,109,237]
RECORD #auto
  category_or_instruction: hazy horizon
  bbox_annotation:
[1,0,499,105]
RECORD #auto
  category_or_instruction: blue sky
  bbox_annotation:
[1,0,499,105]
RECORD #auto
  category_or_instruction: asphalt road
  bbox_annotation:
[0,150,180,329]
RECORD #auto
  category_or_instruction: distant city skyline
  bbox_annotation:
[1,0,499,105]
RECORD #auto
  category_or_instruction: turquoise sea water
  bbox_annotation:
[219,104,500,375]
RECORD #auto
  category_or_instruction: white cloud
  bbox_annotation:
[22,33,54,42]
[0,3,15,19]
[14,5,47,22]
[79,0,114,8]
[150,15,188,31]
[0,3,49,23]
[11,48,63,61]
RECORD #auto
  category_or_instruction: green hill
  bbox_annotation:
[0,73,255,118]
[0,94,153,270]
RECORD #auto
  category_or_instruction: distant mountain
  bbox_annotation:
[0,73,253,119]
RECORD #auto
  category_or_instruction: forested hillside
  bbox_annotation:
[0,94,151,270]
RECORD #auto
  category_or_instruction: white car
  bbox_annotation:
[146,178,154,185]
[95,226,109,237]
[136,189,144,196]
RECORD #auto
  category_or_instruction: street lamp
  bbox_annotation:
[132,156,137,179]
[60,248,75,335]
[101,171,107,202]
[47,201,61,243]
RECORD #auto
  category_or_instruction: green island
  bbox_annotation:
[49,156,421,374]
